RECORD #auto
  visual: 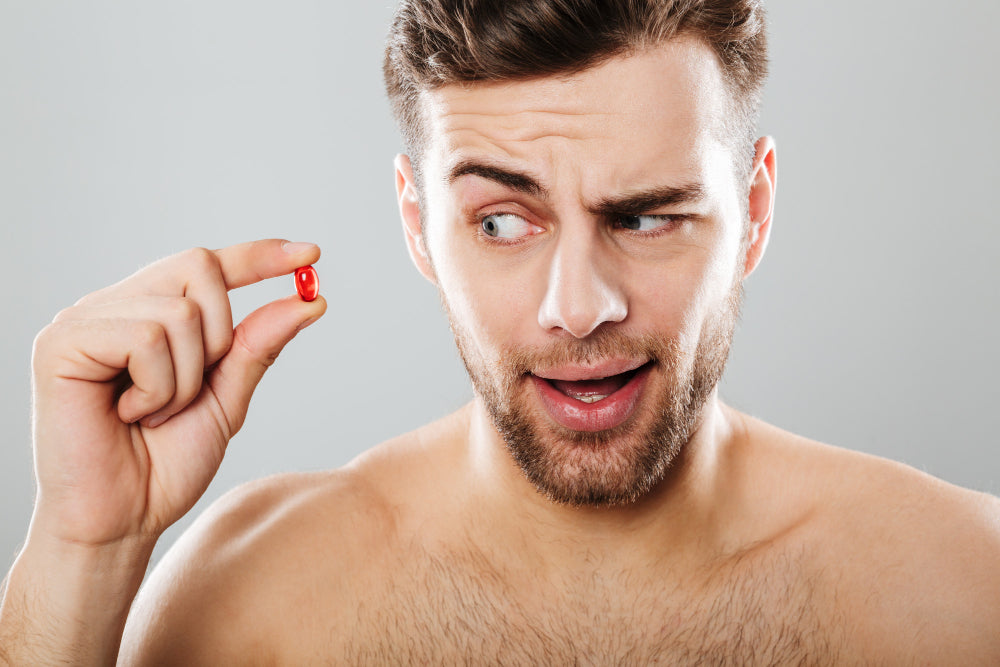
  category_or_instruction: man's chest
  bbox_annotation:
[289,547,849,665]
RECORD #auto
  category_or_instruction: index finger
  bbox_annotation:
[212,239,321,291]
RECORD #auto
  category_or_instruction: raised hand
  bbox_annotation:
[29,239,327,548]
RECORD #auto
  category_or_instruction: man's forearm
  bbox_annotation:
[0,530,155,666]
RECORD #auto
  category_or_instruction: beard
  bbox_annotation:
[444,283,743,508]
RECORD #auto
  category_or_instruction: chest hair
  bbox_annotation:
[337,542,848,665]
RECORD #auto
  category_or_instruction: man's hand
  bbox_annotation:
[31,239,326,545]
[0,239,326,664]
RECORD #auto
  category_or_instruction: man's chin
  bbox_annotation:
[488,395,684,508]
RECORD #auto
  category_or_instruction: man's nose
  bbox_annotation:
[537,227,627,338]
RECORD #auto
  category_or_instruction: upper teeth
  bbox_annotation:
[576,394,608,404]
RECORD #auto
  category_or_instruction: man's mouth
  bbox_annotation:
[545,367,643,404]
[529,360,654,432]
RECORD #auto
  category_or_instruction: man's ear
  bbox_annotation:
[742,136,777,279]
[394,153,437,285]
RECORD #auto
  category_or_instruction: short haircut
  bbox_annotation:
[383,0,769,186]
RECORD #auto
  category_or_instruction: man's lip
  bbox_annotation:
[530,363,653,432]
[531,358,650,382]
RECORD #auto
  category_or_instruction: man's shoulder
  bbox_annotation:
[837,461,1000,659]
[842,467,1000,658]
[742,413,997,528]
[744,416,1000,659]
[120,440,420,664]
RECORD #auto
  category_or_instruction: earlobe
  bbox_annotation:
[742,136,777,280]
[394,154,437,285]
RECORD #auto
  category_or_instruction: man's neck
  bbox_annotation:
[462,392,742,573]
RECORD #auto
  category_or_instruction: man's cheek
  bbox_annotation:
[629,276,696,331]
[451,258,531,318]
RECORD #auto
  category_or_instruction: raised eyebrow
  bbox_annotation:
[446,160,548,199]
[589,183,705,217]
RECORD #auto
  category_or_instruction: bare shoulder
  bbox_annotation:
[838,461,1000,661]
[739,414,1000,660]
[119,457,407,665]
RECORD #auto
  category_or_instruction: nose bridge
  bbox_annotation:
[537,221,628,338]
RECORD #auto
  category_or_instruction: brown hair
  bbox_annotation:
[383,0,768,183]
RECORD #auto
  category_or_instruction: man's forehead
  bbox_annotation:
[418,37,731,188]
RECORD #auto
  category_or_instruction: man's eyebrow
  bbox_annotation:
[446,159,704,215]
[589,183,705,217]
[447,160,548,199]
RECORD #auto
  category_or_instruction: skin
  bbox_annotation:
[1,38,998,665]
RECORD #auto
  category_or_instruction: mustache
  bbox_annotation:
[496,329,682,381]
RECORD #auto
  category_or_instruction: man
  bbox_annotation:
[1,0,998,663]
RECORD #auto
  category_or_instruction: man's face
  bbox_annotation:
[409,38,756,506]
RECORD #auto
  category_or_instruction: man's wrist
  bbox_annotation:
[0,528,157,665]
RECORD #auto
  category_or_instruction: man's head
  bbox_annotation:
[384,1,776,507]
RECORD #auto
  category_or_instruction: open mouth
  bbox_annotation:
[543,364,648,404]
[529,361,654,432]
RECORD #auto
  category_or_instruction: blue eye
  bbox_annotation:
[617,214,676,232]
[481,213,537,239]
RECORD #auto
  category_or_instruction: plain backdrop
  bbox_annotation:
[1,1,998,571]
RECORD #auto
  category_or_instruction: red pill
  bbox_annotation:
[294,265,319,302]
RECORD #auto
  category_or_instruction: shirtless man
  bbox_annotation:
[2,0,998,664]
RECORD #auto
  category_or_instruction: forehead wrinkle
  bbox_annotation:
[435,119,713,202]
[439,109,617,146]
[443,107,615,118]
[433,124,605,201]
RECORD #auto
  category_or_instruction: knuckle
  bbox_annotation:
[183,246,219,277]
[32,323,61,361]
[74,282,118,307]
[133,321,167,350]
[31,322,74,376]
[52,306,78,323]
[72,292,98,308]
[166,297,201,325]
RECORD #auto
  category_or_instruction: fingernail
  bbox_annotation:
[145,414,168,429]
[282,241,318,254]
[296,316,320,332]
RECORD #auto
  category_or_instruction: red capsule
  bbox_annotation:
[294,265,319,302]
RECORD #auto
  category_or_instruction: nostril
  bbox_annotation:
[538,295,628,339]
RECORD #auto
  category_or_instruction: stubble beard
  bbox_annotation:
[445,284,744,508]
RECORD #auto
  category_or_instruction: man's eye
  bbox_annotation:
[617,214,676,232]
[481,213,538,239]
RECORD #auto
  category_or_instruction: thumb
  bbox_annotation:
[208,294,327,436]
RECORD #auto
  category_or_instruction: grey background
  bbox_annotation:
[1,1,997,571]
